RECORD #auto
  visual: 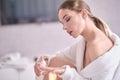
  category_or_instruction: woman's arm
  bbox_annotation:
[43,56,77,80]
[43,56,88,80]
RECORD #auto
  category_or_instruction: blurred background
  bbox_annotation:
[0,0,120,80]
[0,0,62,25]
[0,0,66,58]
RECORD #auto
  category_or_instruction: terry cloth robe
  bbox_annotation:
[56,30,120,80]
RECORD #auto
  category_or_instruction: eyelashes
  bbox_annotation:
[65,16,71,22]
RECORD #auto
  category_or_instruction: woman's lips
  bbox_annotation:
[67,31,72,35]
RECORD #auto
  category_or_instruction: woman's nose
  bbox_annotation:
[63,25,67,30]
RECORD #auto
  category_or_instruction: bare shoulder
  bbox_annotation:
[86,37,113,60]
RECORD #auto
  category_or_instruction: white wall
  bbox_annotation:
[0,22,75,59]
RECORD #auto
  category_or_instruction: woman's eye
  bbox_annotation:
[65,17,71,22]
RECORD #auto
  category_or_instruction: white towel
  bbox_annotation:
[0,53,30,70]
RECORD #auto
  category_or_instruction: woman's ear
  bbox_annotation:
[80,9,88,19]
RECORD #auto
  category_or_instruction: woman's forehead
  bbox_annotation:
[59,9,72,14]
[58,9,74,17]
[58,9,69,21]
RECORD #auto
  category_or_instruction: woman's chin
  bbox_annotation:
[72,35,79,38]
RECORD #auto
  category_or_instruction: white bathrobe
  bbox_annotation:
[56,30,120,80]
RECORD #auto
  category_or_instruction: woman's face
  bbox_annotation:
[58,9,86,38]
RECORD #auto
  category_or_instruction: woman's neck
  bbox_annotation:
[81,21,107,43]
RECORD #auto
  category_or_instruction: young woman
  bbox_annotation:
[34,0,120,80]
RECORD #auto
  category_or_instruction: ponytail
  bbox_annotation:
[91,16,110,37]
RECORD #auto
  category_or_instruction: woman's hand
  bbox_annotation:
[39,66,66,75]
[34,56,48,76]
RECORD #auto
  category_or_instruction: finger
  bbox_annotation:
[39,66,65,75]
[34,63,40,76]
[41,56,45,61]
[40,71,49,75]
[53,68,65,75]
[36,56,44,62]
[40,66,55,72]
[36,57,44,66]
[34,62,45,76]
[37,56,47,64]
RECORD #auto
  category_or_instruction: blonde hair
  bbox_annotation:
[58,0,110,36]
